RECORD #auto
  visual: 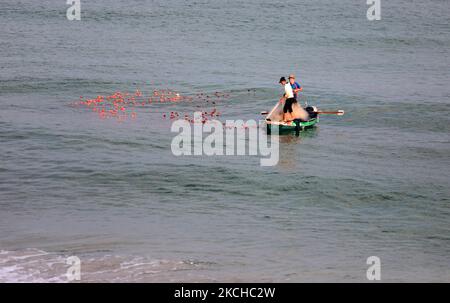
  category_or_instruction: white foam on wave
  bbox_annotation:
[0,248,206,282]
[0,249,68,283]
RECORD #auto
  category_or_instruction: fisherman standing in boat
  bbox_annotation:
[289,74,302,103]
[279,76,296,122]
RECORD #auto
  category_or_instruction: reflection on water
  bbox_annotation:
[277,127,319,171]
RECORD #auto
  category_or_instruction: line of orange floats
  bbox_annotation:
[73,89,256,129]
[73,89,232,124]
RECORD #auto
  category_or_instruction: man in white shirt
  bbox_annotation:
[279,77,296,121]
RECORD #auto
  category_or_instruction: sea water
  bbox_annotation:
[0,0,449,282]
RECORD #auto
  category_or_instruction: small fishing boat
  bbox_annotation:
[264,101,319,135]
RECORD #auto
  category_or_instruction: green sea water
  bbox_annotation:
[0,0,449,282]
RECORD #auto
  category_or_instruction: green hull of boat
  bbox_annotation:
[266,117,319,134]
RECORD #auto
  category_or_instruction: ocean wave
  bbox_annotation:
[0,248,204,283]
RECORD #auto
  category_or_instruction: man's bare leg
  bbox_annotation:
[284,112,293,122]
